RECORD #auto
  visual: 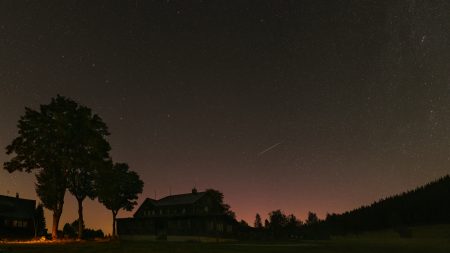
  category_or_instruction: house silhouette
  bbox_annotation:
[117,189,236,241]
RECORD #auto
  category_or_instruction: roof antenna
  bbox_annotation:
[193,181,198,192]
[169,187,172,196]
[154,190,157,200]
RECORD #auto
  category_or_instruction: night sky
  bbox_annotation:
[1,1,450,234]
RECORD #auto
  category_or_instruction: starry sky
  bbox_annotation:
[1,1,450,234]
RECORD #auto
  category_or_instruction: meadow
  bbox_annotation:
[1,225,449,253]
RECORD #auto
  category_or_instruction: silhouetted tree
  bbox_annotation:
[35,167,66,239]
[65,106,110,239]
[306,211,319,225]
[63,219,104,239]
[205,189,236,219]
[63,223,76,238]
[67,107,110,239]
[71,219,85,238]
[286,214,301,237]
[83,228,105,239]
[264,219,270,228]
[34,203,46,237]
[254,213,263,229]
[4,95,111,239]
[97,162,143,237]
[268,210,288,238]
[69,167,97,239]
[268,210,288,227]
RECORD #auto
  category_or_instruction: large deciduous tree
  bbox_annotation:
[97,162,143,237]
[65,105,111,239]
[4,95,111,239]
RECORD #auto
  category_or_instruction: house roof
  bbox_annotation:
[0,195,36,219]
[156,192,206,206]
[134,191,207,217]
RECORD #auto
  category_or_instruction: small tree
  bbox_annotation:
[63,223,76,238]
[286,214,301,237]
[97,162,143,237]
[306,211,319,225]
[268,210,288,228]
[34,203,46,237]
[264,219,270,228]
[254,213,263,229]
[268,210,288,239]
[63,219,104,239]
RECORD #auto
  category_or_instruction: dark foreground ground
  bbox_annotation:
[1,225,450,253]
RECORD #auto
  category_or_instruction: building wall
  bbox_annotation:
[136,204,214,218]
[0,217,35,238]
[117,215,233,238]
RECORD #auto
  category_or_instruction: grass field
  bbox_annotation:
[1,225,449,253]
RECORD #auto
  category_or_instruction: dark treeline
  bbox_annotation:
[237,210,324,240]
[244,175,450,240]
[323,175,450,236]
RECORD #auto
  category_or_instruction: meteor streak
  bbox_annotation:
[258,142,282,156]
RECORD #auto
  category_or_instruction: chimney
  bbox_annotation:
[16,193,19,198]
[192,188,198,194]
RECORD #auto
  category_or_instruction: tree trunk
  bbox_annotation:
[52,211,61,240]
[77,198,84,240]
[112,211,117,238]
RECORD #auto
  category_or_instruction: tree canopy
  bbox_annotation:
[4,95,111,239]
